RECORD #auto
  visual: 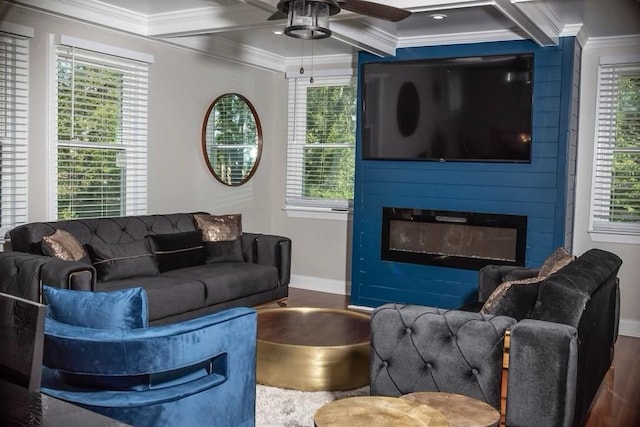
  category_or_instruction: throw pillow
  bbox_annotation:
[43,285,148,329]
[194,213,244,263]
[480,247,576,319]
[86,240,159,282]
[41,229,89,262]
[538,247,575,277]
[480,276,544,320]
[148,230,206,272]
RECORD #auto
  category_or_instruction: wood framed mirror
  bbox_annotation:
[202,93,263,186]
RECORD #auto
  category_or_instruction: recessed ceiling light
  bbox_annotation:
[429,13,447,20]
[273,30,284,35]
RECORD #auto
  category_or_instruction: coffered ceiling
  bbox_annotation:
[8,0,587,71]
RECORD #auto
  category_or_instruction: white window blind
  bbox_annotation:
[55,44,149,219]
[0,31,29,240]
[285,75,356,212]
[590,58,640,236]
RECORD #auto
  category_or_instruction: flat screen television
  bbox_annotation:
[361,54,533,162]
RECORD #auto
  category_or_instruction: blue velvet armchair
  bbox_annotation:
[40,289,257,427]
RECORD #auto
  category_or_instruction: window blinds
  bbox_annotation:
[55,45,149,219]
[285,75,356,211]
[591,59,640,234]
[0,32,29,240]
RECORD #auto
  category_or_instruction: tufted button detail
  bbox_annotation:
[382,361,388,367]
[426,362,433,369]
[406,327,412,334]
[472,368,479,375]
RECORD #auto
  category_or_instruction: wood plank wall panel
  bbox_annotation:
[351,39,577,309]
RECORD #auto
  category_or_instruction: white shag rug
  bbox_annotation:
[255,384,370,427]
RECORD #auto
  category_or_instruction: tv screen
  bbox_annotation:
[361,54,533,162]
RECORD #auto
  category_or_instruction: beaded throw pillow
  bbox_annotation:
[41,229,88,262]
[194,214,244,263]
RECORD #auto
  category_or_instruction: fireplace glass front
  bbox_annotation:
[382,208,527,270]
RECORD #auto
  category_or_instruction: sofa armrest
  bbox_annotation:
[478,265,540,302]
[0,252,95,302]
[243,233,291,287]
[507,319,578,427]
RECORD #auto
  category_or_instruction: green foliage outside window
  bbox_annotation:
[57,61,124,219]
[304,84,356,200]
[611,73,640,223]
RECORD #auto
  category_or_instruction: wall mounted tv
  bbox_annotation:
[361,53,533,162]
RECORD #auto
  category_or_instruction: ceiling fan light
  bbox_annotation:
[282,0,339,40]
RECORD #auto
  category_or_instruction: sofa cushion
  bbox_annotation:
[194,213,244,263]
[43,285,148,329]
[86,240,159,282]
[96,276,206,322]
[149,231,206,272]
[41,229,89,263]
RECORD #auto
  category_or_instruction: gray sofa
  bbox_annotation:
[0,212,291,325]
[370,248,621,427]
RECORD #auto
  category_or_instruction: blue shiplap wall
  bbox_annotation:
[350,38,577,309]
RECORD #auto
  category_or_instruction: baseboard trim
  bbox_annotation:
[289,274,350,296]
[620,318,640,338]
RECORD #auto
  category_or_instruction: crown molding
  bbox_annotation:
[14,0,148,35]
[584,34,640,49]
[397,28,523,48]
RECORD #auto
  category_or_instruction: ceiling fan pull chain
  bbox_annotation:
[299,38,305,75]
[310,42,314,83]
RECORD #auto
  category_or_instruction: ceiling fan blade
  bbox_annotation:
[339,0,411,22]
[267,10,287,21]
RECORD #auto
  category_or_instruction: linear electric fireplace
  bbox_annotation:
[382,207,527,270]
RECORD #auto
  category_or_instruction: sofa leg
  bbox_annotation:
[500,329,511,427]
[277,299,288,307]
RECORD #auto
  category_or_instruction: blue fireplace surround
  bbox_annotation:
[350,38,578,309]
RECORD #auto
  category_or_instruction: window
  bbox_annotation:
[0,28,30,240]
[590,56,640,241]
[285,75,356,215]
[54,39,150,219]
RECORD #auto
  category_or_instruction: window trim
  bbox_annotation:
[588,54,640,244]
[284,73,356,220]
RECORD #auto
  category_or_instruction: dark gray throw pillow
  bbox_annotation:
[149,231,206,272]
[86,240,159,282]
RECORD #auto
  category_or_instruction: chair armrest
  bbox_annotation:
[478,265,540,302]
[370,303,515,409]
[44,307,257,375]
[243,232,291,286]
[0,252,95,302]
[507,319,578,427]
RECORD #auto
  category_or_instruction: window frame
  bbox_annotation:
[285,73,356,221]
[589,54,640,244]
[50,36,153,220]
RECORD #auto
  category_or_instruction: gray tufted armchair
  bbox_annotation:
[370,305,514,410]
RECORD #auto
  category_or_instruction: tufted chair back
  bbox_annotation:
[370,304,515,409]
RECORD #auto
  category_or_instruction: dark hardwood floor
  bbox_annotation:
[266,287,640,427]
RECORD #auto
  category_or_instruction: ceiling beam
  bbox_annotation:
[493,0,559,46]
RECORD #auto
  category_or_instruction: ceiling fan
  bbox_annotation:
[268,0,411,39]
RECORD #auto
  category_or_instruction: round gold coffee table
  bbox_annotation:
[314,396,450,427]
[256,307,370,391]
[401,392,500,427]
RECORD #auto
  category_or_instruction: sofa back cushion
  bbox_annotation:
[43,286,149,329]
[7,213,201,255]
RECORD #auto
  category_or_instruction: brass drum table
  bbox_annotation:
[256,307,370,391]
[314,396,451,427]
[401,392,500,427]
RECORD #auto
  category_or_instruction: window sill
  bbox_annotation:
[284,206,352,221]
[589,230,640,245]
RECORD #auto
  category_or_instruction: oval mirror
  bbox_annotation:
[202,93,262,186]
